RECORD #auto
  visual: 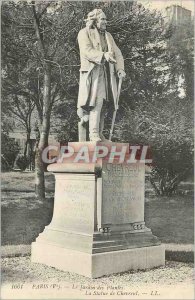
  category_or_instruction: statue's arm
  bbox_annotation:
[78,29,104,65]
[111,36,125,72]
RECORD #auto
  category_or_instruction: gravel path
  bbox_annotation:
[2,256,193,286]
[2,257,194,299]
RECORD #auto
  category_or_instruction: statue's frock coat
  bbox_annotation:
[77,27,124,109]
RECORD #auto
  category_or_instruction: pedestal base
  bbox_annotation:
[31,242,165,278]
[31,143,165,278]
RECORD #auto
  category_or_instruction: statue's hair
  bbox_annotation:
[85,9,105,25]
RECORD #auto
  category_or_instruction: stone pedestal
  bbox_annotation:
[31,142,165,278]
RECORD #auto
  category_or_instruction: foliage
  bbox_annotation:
[166,20,194,101]
[2,1,169,137]
[114,13,194,196]
[1,1,193,196]
[14,154,29,171]
[1,132,20,170]
[50,1,171,140]
[116,96,193,195]
[52,101,78,143]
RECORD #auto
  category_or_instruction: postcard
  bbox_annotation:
[1,0,194,299]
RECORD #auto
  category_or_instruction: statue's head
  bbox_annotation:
[85,9,107,31]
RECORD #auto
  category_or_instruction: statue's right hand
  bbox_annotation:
[104,52,116,64]
[104,52,110,62]
[82,115,89,123]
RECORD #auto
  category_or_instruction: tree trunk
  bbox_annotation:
[150,176,161,196]
[24,130,31,158]
[35,63,51,200]
[32,3,53,200]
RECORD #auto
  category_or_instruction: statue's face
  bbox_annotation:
[96,12,107,31]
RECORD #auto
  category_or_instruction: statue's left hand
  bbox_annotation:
[117,69,126,79]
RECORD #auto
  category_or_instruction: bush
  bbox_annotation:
[1,132,20,170]
[115,99,193,196]
[14,154,29,171]
[1,155,11,172]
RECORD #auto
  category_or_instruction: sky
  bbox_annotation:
[139,0,194,15]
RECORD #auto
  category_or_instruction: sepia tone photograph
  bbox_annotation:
[1,0,194,299]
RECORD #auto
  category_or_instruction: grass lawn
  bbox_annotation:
[145,196,194,245]
[1,171,55,192]
[1,171,194,262]
[1,172,194,296]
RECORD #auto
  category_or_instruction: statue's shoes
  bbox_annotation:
[90,136,101,142]
[90,134,111,142]
[90,134,101,142]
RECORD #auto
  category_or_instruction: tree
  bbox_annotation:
[166,19,194,101]
[2,0,79,198]
[2,0,95,198]
[114,9,194,196]
[115,94,193,196]
[2,1,36,159]
[1,120,20,170]
[3,1,193,197]
[1,1,171,165]
[1,93,35,157]
[52,1,170,139]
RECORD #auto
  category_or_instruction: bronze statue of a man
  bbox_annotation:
[77,9,126,142]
